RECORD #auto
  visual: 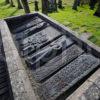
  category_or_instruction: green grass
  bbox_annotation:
[0,0,100,46]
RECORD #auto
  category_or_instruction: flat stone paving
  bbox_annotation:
[38,54,100,100]
[33,44,84,82]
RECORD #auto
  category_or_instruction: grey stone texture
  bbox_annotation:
[38,54,100,100]
[33,44,83,82]
[82,84,100,100]
[14,22,48,40]
[19,26,61,56]
[25,35,73,69]
[13,17,43,33]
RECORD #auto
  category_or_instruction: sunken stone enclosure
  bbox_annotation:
[0,13,100,100]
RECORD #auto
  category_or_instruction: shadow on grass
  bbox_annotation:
[7,5,12,9]
[0,1,7,7]
[9,9,19,17]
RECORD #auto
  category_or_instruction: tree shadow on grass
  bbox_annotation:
[7,5,12,9]
[9,9,19,17]
[0,1,7,7]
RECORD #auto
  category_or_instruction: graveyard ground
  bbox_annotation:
[0,0,100,46]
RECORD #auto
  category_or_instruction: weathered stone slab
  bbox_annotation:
[33,44,83,82]
[25,35,73,68]
[14,22,49,40]
[13,17,43,33]
[81,84,100,100]
[38,54,100,100]
[19,26,61,56]
[94,77,100,89]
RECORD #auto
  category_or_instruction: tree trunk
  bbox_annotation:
[5,0,10,4]
[94,1,100,17]
[89,0,97,10]
[34,0,39,11]
[21,0,30,13]
[17,0,23,9]
[42,0,49,15]
[10,0,15,7]
[58,0,63,9]
[72,0,80,10]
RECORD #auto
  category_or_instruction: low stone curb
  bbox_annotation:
[0,20,37,100]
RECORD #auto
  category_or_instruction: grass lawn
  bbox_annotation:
[0,0,100,46]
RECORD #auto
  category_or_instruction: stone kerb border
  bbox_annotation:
[0,20,37,100]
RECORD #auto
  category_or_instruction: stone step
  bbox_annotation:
[14,22,49,41]
[13,17,43,33]
[33,44,84,82]
[19,26,62,56]
[25,35,73,68]
[38,54,100,100]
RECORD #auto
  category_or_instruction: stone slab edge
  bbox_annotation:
[0,20,37,100]
[66,68,100,100]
